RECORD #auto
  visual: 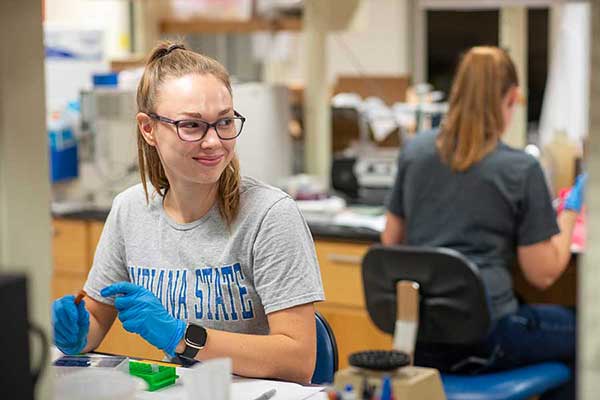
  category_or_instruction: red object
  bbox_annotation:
[556,188,586,252]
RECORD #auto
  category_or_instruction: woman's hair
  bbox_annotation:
[136,40,240,225]
[437,46,519,171]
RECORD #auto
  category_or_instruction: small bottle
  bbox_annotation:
[380,376,393,400]
[341,383,357,400]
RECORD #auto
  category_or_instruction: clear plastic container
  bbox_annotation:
[54,369,141,400]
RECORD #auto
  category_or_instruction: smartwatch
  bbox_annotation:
[177,323,207,360]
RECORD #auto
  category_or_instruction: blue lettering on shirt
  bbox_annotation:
[127,262,255,324]
[194,269,204,319]
[233,263,254,320]
[201,268,214,320]
[221,266,239,321]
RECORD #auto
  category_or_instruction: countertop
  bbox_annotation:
[51,208,381,243]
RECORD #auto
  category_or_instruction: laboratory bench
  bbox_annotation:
[51,209,578,369]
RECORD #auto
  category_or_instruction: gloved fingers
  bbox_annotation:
[54,328,76,346]
[121,319,140,334]
[113,294,144,311]
[76,301,90,329]
[117,304,147,324]
[576,173,588,191]
[101,281,140,298]
[53,296,79,328]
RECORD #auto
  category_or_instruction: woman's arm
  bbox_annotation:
[518,210,578,290]
[175,303,317,384]
[81,297,118,353]
[381,211,405,245]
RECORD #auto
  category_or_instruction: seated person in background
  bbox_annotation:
[52,40,324,384]
[381,46,586,400]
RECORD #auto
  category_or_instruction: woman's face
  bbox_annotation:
[139,73,236,188]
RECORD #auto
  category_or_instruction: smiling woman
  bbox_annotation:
[51,40,325,384]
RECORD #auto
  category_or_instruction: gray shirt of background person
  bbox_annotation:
[387,130,560,322]
[84,176,325,339]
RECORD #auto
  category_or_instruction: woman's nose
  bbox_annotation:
[200,126,221,148]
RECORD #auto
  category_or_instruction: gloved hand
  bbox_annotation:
[564,173,588,213]
[101,282,185,356]
[52,295,90,355]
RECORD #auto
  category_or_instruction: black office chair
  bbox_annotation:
[362,244,571,400]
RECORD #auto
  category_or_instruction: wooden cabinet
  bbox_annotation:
[51,218,162,361]
[314,240,392,369]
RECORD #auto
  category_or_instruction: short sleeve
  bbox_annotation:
[386,150,408,217]
[517,162,560,246]
[83,196,129,305]
[252,197,325,314]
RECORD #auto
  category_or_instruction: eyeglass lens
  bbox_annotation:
[178,118,243,141]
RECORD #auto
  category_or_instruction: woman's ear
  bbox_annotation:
[137,113,156,146]
[506,86,520,109]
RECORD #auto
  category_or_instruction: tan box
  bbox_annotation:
[334,366,446,400]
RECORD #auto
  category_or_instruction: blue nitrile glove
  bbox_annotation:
[101,282,186,356]
[52,295,90,354]
[564,173,588,213]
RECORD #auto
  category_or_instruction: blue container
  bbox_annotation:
[48,115,78,183]
[93,72,118,87]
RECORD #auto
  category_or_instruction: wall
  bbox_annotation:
[0,2,53,398]
[264,0,413,86]
[44,0,131,58]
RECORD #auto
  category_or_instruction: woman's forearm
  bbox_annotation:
[551,210,578,273]
[175,330,315,384]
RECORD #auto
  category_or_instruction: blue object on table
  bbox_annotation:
[93,72,118,87]
[48,114,78,183]
[311,312,338,384]
[362,245,572,400]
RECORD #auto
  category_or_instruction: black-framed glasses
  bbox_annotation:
[148,110,246,142]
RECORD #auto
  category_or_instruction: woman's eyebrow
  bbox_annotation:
[180,108,232,119]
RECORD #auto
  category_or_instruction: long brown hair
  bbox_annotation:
[437,46,519,171]
[136,40,240,225]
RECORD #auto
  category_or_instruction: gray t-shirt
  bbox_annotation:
[84,177,325,335]
[387,130,559,322]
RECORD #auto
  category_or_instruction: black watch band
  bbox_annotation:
[177,323,207,360]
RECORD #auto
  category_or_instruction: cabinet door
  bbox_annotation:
[52,274,87,300]
[315,241,370,307]
[97,323,165,361]
[52,219,89,274]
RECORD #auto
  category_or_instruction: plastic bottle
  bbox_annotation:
[341,383,356,400]
[48,110,79,182]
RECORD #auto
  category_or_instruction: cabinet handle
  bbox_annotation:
[327,253,363,265]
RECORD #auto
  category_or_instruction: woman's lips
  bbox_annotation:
[193,155,224,166]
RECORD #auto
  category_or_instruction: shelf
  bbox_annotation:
[159,16,302,34]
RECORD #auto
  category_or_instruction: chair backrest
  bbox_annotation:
[311,311,339,384]
[362,244,491,345]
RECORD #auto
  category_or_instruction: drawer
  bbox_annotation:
[315,241,370,307]
[52,219,89,274]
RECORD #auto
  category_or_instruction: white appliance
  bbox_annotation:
[232,83,293,186]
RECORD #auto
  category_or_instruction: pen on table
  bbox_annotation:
[74,289,87,305]
[252,388,277,400]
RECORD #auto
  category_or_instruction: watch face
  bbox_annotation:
[185,324,207,349]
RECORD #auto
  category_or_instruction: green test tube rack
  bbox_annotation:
[129,361,179,391]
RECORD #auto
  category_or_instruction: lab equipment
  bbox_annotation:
[54,369,139,400]
[48,111,79,183]
[101,282,186,356]
[52,294,90,355]
[564,173,587,212]
[0,274,48,399]
[129,360,179,391]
